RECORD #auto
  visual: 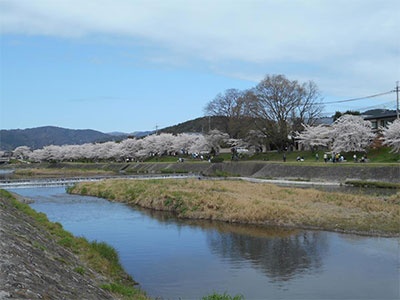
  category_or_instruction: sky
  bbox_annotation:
[1,0,399,132]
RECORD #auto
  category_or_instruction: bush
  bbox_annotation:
[100,283,141,297]
[210,157,224,163]
[215,170,240,177]
[201,292,245,300]
[90,241,120,267]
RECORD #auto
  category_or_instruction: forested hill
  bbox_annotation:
[0,126,113,151]
[160,116,229,134]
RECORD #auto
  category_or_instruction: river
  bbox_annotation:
[8,186,400,300]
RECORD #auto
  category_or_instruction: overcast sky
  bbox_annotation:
[1,0,399,132]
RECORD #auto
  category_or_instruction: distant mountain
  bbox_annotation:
[0,117,229,151]
[106,131,128,136]
[131,131,154,137]
[106,131,154,138]
[0,126,113,151]
[160,116,229,134]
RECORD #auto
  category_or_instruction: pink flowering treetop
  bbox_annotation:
[296,124,332,149]
[381,119,400,153]
[330,115,375,153]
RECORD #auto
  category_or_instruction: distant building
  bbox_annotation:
[362,109,397,130]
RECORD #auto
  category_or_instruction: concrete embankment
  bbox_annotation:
[0,191,143,299]
[74,162,400,183]
[4,161,400,183]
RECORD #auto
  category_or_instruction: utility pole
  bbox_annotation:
[396,81,399,119]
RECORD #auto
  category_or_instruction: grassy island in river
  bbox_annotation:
[68,178,400,237]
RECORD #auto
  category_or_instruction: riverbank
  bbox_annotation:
[0,189,148,299]
[2,160,400,184]
[68,179,400,237]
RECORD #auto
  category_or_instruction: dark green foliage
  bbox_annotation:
[333,110,361,121]
[346,180,400,189]
[215,170,240,177]
[201,292,245,300]
[100,283,141,297]
[211,157,224,163]
[160,116,230,135]
[58,237,75,248]
[90,241,121,268]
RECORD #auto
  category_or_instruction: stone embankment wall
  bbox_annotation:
[0,193,116,299]
[45,161,400,183]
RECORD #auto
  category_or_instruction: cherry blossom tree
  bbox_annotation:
[381,119,400,153]
[330,115,375,153]
[29,148,50,162]
[205,130,229,153]
[119,138,142,160]
[21,129,233,162]
[188,134,209,153]
[296,124,332,150]
[13,146,32,159]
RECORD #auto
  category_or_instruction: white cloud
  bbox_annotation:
[1,0,399,97]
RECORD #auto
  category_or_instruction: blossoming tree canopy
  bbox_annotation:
[381,119,400,153]
[23,131,232,162]
[330,115,376,153]
[296,124,332,149]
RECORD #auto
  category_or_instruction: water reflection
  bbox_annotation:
[133,207,328,282]
[207,230,327,282]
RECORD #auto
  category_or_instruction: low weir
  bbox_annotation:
[0,173,345,190]
[0,174,202,189]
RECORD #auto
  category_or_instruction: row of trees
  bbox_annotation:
[11,131,232,162]
[7,117,400,163]
[296,115,400,153]
[204,74,323,150]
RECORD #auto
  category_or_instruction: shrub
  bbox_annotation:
[201,292,245,300]
[210,157,224,163]
[100,283,141,297]
[90,241,120,268]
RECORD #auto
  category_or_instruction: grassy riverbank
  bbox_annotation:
[0,189,148,299]
[68,179,400,236]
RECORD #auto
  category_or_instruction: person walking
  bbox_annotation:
[323,153,328,163]
[283,153,286,162]
[315,153,319,162]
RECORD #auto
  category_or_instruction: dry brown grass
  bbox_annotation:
[68,179,400,236]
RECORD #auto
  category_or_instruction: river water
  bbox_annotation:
[8,187,400,300]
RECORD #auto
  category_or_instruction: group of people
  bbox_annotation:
[283,152,369,163]
[322,152,345,163]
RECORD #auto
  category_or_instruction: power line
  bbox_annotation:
[317,90,395,105]
[341,100,396,112]
[321,100,396,116]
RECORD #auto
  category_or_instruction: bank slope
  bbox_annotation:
[0,189,148,300]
